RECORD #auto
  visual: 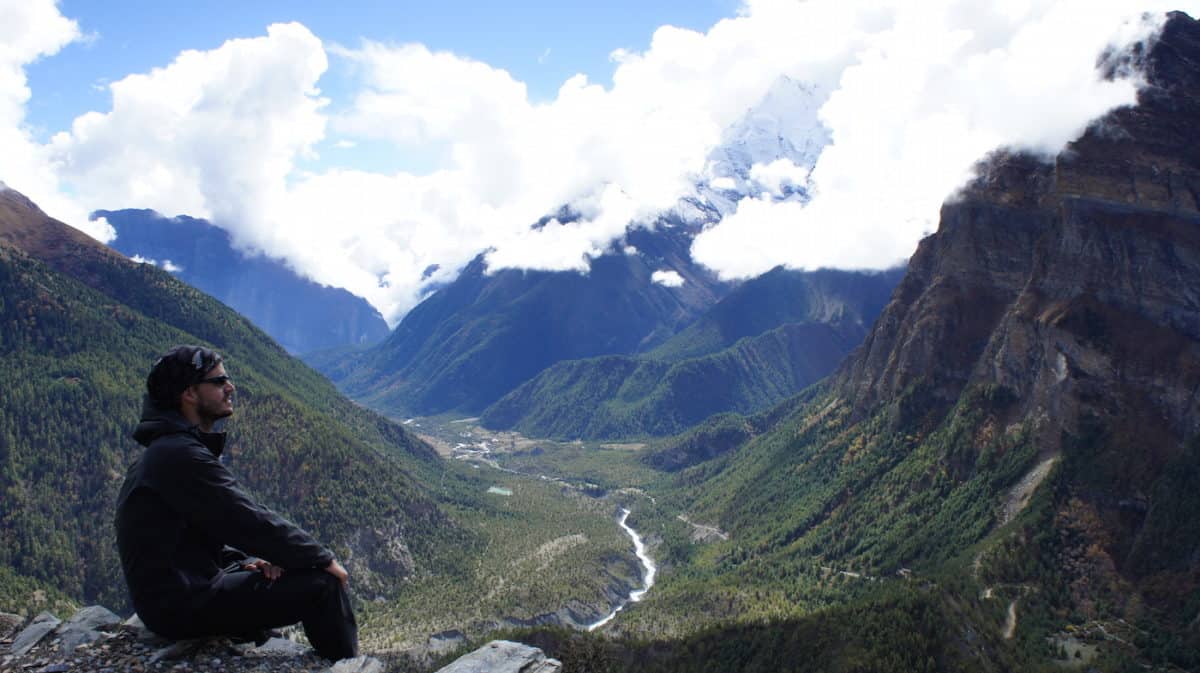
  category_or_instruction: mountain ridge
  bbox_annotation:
[96,208,390,355]
[480,267,903,440]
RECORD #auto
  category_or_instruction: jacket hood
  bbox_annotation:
[133,395,226,457]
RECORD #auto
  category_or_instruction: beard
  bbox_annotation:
[196,392,233,426]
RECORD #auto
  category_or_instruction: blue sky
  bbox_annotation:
[25,0,738,154]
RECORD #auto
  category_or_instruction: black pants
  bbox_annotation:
[163,568,358,660]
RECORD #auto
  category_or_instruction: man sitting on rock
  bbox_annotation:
[115,345,358,660]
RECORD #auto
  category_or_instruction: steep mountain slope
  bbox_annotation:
[480,268,902,440]
[96,209,389,354]
[0,187,459,612]
[630,12,1200,669]
[318,218,731,416]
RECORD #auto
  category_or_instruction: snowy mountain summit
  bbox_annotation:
[676,75,831,223]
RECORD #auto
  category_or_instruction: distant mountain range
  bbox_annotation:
[96,208,389,355]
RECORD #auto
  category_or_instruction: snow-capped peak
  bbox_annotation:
[675,75,832,221]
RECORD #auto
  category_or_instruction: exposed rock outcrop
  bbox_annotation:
[1,606,386,673]
[838,13,1200,454]
[345,518,416,599]
[433,640,561,673]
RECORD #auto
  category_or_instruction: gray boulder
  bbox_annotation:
[62,605,121,631]
[435,640,561,673]
[56,605,123,652]
[11,612,61,658]
[329,655,386,673]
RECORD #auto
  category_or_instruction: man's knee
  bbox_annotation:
[284,568,344,608]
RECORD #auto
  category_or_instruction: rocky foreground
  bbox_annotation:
[0,607,560,673]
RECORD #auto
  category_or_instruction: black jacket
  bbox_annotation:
[115,398,334,632]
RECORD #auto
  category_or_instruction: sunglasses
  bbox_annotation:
[197,375,234,387]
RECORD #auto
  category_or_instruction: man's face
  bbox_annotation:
[191,362,235,424]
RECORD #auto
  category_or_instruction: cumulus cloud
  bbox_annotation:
[651,270,685,287]
[48,21,328,255]
[127,254,181,272]
[0,0,111,240]
[749,158,811,198]
[692,0,1182,279]
[16,0,1194,324]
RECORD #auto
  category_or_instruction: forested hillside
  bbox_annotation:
[0,188,470,613]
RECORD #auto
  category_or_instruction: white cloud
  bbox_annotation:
[129,254,154,265]
[14,0,1194,324]
[0,0,112,240]
[693,0,1181,279]
[709,176,737,191]
[651,269,685,287]
[333,139,356,148]
[49,22,328,257]
[162,259,183,273]
[748,158,810,198]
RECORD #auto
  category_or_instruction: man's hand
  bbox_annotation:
[241,559,284,581]
[325,559,349,588]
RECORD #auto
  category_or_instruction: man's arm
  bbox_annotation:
[145,441,336,570]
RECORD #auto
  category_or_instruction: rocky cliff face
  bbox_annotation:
[833,9,1200,602]
[840,12,1200,457]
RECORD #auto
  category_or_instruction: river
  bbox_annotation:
[588,508,657,631]
[414,420,659,631]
